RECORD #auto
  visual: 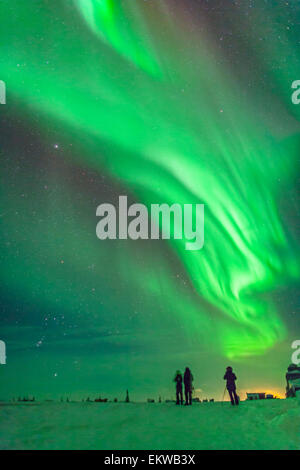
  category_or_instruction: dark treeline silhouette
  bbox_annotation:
[9,364,298,406]
[17,397,35,402]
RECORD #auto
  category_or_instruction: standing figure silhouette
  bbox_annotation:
[184,367,193,405]
[224,366,239,405]
[174,370,183,405]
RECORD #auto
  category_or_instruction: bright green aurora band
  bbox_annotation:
[0,1,300,398]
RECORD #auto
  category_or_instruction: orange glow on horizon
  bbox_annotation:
[238,387,285,400]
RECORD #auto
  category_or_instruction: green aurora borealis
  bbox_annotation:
[0,0,299,400]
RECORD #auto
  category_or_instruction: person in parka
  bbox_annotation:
[184,367,193,405]
[174,370,183,405]
[224,366,239,405]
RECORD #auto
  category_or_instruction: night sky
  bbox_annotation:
[0,0,299,401]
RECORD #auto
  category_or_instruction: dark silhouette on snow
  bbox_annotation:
[184,367,193,405]
[174,370,183,405]
[94,397,108,402]
[224,366,239,405]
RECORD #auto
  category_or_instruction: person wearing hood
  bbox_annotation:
[224,366,239,405]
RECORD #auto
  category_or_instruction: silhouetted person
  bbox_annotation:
[184,367,193,405]
[224,366,239,405]
[174,370,183,405]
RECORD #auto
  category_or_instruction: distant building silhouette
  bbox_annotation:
[94,397,108,402]
[247,392,265,400]
[125,390,130,402]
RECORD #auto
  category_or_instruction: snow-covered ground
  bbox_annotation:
[0,399,299,450]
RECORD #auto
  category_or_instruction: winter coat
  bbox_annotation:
[174,374,183,391]
[184,370,193,391]
[224,371,237,391]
